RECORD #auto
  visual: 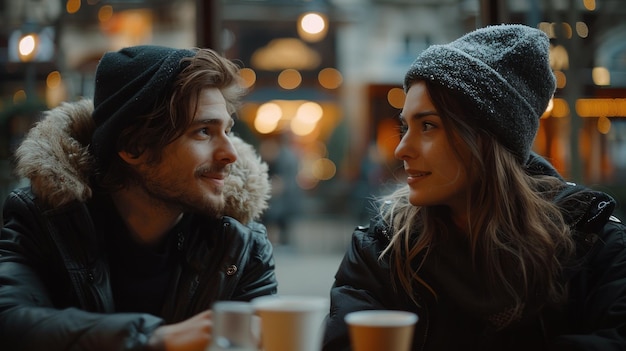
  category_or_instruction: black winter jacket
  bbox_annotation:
[0,100,278,350]
[323,154,626,351]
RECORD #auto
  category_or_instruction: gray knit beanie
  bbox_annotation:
[91,45,196,168]
[404,24,556,163]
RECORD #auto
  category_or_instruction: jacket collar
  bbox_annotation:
[13,99,271,224]
[524,151,617,232]
[524,151,564,179]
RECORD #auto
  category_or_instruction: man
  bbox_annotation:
[0,45,277,350]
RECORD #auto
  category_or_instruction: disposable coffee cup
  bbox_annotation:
[345,310,418,351]
[251,295,328,351]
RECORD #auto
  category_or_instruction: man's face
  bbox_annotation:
[134,87,238,216]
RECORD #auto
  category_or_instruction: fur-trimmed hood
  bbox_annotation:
[14,99,271,224]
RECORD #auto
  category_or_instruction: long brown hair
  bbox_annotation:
[97,48,245,190]
[381,80,575,322]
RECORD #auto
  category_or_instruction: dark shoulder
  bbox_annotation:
[597,216,626,252]
[347,217,393,267]
[554,182,617,234]
[4,186,39,211]
[220,216,272,254]
[555,184,625,262]
[220,216,268,239]
[352,216,392,243]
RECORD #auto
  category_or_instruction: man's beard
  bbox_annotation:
[138,163,230,218]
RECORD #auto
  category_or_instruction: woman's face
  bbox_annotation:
[395,81,474,218]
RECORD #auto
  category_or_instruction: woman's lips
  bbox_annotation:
[405,169,430,184]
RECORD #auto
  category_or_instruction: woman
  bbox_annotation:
[323,24,626,350]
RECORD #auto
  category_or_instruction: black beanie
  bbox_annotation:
[91,45,196,168]
[404,24,556,163]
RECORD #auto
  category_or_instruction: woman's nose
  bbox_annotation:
[394,135,412,161]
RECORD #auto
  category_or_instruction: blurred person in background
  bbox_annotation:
[323,24,626,350]
[0,45,277,350]
[260,133,301,245]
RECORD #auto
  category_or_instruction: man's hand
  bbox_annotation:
[148,310,213,351]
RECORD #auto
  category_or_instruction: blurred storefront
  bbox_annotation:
[1,0,625,242]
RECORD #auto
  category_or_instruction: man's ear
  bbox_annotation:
[118,150,145,165]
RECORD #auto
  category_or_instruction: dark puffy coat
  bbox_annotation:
[323,155,626,351]
[0,100,277,350]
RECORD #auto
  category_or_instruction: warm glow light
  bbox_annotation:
[278,69,302,90]
[18,34,37,61]
[561,23,573,39]
[46,71,62,88]
[583,0,596,11]
[542,99,554,119]
[318,68,342,89]
[592,67,610,86]
[387,88,405,109]
[576,99,626,117]
[552,98,570,118]
[98,5,113,22]
[251,38,321,70]
[301,13,326,34]
[99,9,153,44]
[550,45,569,70]
[295,102,323,124]
[549,23,558,38]
[376,118,402,162]
[311,158,336,180]
[290,101,324,136]
[46,71,67,107]
[554,70,566,89]
[254,103,283,134]
[239,68,256,89]
[597,116,611,134]
[13,90,27,103]
[538,22,554,38]
[296,168,319,190]
[291,117,317,136]
[576,22,589,38]
[298,12,328,42]
[66,0,81,14]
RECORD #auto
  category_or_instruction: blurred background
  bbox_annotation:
[1,0,625,296]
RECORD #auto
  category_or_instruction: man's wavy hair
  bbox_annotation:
[381,80,575,325]
[96,48,245,190]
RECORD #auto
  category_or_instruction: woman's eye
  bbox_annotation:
[422,122,435,131]
[399,124,408,136]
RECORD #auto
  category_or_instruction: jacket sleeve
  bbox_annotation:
[0,191,163,351]
[551,219,626,350]
[230,221,278,301]
[322,226,395,351]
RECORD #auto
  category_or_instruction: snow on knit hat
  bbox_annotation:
[91,45,196,168]
[404,24,556,163]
